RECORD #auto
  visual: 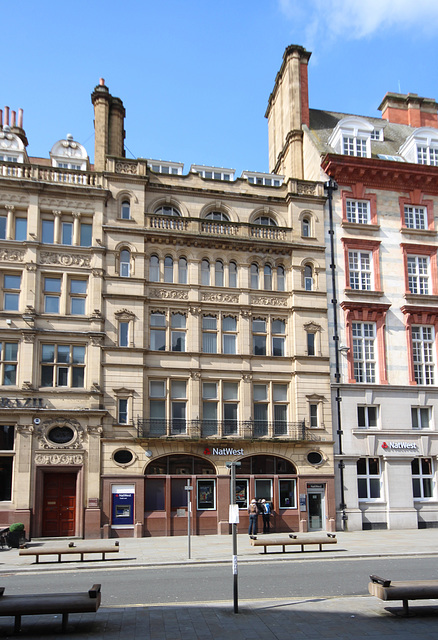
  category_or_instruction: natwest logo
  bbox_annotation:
[204,447,244,456]
[381,441,417,450]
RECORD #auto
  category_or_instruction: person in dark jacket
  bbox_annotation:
[261,499,272,534]
[248,499,258,537]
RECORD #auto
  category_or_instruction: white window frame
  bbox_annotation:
[404,205,426,230]
[352,322,376,383]
[411,406,431,429]
[407,255,429,294]
[412,457,434,500]
[346,199,370,225]
[357,457,382,501]
[348,250,372,290]
[412,325,435,385]
[357,405,379,429]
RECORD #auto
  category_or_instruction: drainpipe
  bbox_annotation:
[325,178,347,530]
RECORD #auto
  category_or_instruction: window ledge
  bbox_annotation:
[404,294,438,305]
[341,222,380,232]
[400,227,437,237]
[344,289,384,298]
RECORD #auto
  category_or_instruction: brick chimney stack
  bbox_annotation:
[378,93,438,129]
[265,45,311,180]
[0,106,29,147]
[91,79,126,171]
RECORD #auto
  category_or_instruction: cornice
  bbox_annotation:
[321,154,438,194]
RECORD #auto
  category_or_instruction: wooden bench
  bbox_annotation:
[19,541,119,563]
[0,583,101,633]
[250,533,337,553]
[368,574,438,616]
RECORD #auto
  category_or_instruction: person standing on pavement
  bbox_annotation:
[248,499,258,537]
[261,499,272,534]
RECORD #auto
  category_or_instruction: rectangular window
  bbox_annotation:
[253,318,267,355]
[348,250,372,290]
[145,478,165,510]
[171,313,186,352]
[407,256,429,294]
[255,478,272,501]
[272,319,285,356]
[0,342,18,385]
[197,479,216,510]
[79,223,92,247]
[0,426,14,450]
[171,380,186,434]
[412,458,434,499]
[254,384,268,437]
[0,456,13,501]
[118,398,128,424]
[310,403,318,428]
[279,479,296,508]
[357,457,381,500]
[119,322,129,347]
[44,277,61,314]
[42,219,54,244]
[70,279,87,315]
[307,332,315,356]
[273,384,288,435]
[357,405,378,428]
[61,222,73,245]
[15,218,27,241]
[202,382,218,436]
[411,406,431,429]
[235,479,248,509]
[412,325,434,385]
[41,344,85,388]
[222,316,237,354]
[352,322,376,383]
[0,216,6,239]
[3,274,21,311]
[346,200,370,225]
[223,382,238,435]
[150,312,166,351]
[404,205,426,230]
[202,315,217,353]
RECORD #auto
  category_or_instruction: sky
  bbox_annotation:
[3,0,438,175]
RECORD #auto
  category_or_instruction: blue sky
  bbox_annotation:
[3,0,438,174]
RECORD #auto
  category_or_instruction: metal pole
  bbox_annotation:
[185,479,192,559]
[231,463,238,614]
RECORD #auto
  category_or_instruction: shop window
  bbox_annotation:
[145,478,165,510]
[0,343,18,385]
[3,274,21,311]
[279,479,297,508]
[146,454,216,476]
[255,478,272,501]
[238,455,296,475]
[411,407,431,429]
[357,457,381,500]
[0,426,14,450]
[171,478,188,509]
[197,479,216,510]
[41,344,85,388]
[0,456,12,501]
[412,458,434,499]
[357,405,378,428]
[235,479,248,509]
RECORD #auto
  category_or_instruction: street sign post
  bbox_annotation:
[184,481,193,559]
[226,460,241,613]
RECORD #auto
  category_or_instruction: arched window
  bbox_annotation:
[304,264,313,291]
[121,200,131,220]
[201,259,210,286]
[164,256,174,283]
[277,266,285,291]
[120,249,131,277]
[251,263,259,289]
[253,215,277,226]
[150,255,159,282]
[229,261,237,288]
[155,205,181,217]
[178,257,187,284]
[215,260,224,286]
[302,217,310,237]
[264,264,272,290]
[205,211,230,221]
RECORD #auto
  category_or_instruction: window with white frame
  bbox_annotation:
[357,457,381,500]
[202,315,217,353]
[222,316,237,354]
[404,205,427,230]
[118,398,128,424]
[407,255,429,294]
[417,145,438,166]
[3,274,21,311]
[346,199,370,224]
[150,312,166,351]
[309,403,319,428]
[352,322,376,383]
[302,217,310,237]
[149,379,187,435]
[171,313,186,352]
[253,318,267,355]
[272,319,286,356]
[412,325,435,385]
[357,405,378,428]
[0,342,18,385]
[304,264,313,291]
[178,257,187,284]
[119,321,129,347]
[348,250,372,290]
[412,458,434,499]
[411,406,431,429]
[70,279,87,315]
[120,249,131,277]
[121,201,131,220]
[43,277,61,313]
[41,344,85,388]
[343,136,367,157]
[279,479,296,508]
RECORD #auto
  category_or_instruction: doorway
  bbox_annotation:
[42,472,77,537]
[307,487,325,531]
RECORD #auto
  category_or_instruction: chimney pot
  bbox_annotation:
[99,78,105,86]
[11,111,16,127]
[4,106,9,126]
[18,109,23,128]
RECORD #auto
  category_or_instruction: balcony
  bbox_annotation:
[0,161,102,187]
[136,419,321,441]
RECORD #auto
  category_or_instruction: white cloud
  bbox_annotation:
[279,0,438,43]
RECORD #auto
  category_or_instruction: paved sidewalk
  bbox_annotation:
[1,530,438,638]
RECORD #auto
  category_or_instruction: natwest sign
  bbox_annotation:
[204,447,244,456]
[381,441,418,450]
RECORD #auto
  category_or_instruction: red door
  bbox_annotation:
[42,473,76,537]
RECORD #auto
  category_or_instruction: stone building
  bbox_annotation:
[267,45,438,530]
[0,74,334,538]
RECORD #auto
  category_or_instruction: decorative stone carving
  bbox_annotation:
[36,417,84,450]
[92,269,104,278]
[21,381,34,390]
[150,289,189,300]
[115,161,138,175]
[201,292,239,303]
[35,452,84,465]
[26,262,37,272]
[87,425,103,436]
[188,306,201,316]
[89,334,104,346]
[40,252,91,267]
[297,182,317,195]
[190,371,201,380]
[16,424,34,436]
[0,248,25,262]
[21,331,36,343]
[240,309,252,318]
[242,373,253,381]
[304,322,321,333]
[115,309,136,320]
[251,296,288,307]
[40,198,94,212]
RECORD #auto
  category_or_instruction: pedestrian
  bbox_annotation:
[261,499,271,534]
[248,499,258,537]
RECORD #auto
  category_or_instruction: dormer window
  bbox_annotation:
[328,117,373,159]
[399,127,438,166]
[191,165,235,181]
[50,135,88,171]
[0,128,26,164]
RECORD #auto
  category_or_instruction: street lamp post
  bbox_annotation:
[184,480,193,559]
[226,460,241,613]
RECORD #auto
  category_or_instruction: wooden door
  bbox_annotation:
[42,473,76,537]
